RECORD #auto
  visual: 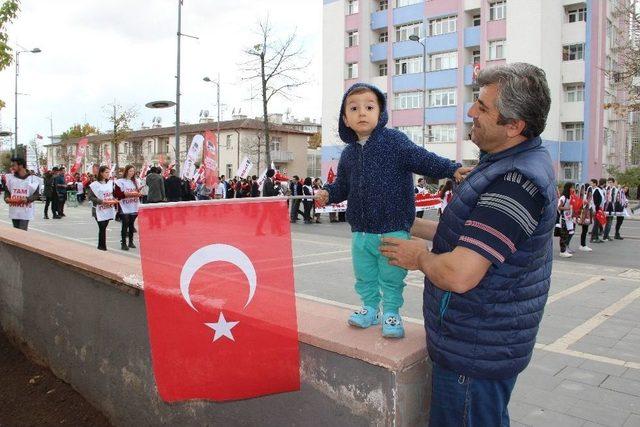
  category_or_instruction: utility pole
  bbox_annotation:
[175,0,182,174]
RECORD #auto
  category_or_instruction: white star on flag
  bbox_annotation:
[205,312,239,342]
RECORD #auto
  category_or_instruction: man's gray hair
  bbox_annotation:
[476,63,551,138]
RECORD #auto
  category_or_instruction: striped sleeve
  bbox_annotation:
[457,171,545,265]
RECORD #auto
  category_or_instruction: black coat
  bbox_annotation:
[262,178,278,197]
[164,176,183,201]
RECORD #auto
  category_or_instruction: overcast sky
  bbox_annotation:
[0,0,322,150]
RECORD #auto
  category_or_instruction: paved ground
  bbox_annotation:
[2,201,640,426]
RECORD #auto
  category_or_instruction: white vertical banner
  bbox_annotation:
[257,168,268,191]
[181,134,204,180]
[235,157,254,179]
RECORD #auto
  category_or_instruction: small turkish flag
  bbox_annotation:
[138,199,300,402]
[326,166,336,184]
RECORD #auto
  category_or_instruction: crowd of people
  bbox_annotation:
[555,177,637,258]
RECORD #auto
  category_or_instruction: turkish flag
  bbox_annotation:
[326,166,335,184]
[138,199,300,402]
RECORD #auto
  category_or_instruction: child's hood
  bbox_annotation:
[338,83,388,144]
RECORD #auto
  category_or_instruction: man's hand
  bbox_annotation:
[453,166,474,183]
[315,189,329,207]
[380,237,429,270]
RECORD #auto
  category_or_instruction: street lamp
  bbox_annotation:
[409,34,426,149]
[145,100,176,167]
[14,47,42,157]
[203,75,221,172]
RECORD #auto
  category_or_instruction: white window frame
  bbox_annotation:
[563,122,585,141]
[567,6,587,23]
[395,22,422,42]
[347,0,359,14]
[428,124,457,143]
[561,162,580,181]
[347,62,359,79]
[225,134,232,150]
[379,63,388,76]
[489,1,507,21]
[473,14,481,26]
[429,51,458,71]
[489,39,506,60]
[347,30,359,47]
[271,137,282,152]
[429,15,457,36]
[472,49,480,64]
[563,43,585,61]
[395,56,423,75]
[564,83,585,102]
[394,91,422,110]
[397,126,423,145]
[396,0,422,8]
[379,31,388,43]
[378,0,388,11]
[428,88,457,107]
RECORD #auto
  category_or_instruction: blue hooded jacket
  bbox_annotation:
[325,83,461,234]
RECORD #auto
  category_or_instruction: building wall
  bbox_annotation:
[323,0,631,183]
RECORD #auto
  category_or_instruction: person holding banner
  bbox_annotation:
[88,166,118,251]
[114,165,141,251]
[3,157,41,230]
[316,83,469,339]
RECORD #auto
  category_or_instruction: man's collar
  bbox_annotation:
[480,136,542,164]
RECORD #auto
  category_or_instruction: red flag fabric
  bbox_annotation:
[70,137,89,174]
[137,199,300,402]
[203,131,219,190]
[274,171,290,182]
[326,166,335,184]
[36,134,43,140]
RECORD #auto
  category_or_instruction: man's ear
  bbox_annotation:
[505,119,526,138]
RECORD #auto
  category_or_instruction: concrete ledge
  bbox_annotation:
[0,226,430,426]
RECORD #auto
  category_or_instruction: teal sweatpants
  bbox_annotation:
[351,231,410,313]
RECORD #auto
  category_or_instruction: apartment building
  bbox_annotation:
[322,0,631,182]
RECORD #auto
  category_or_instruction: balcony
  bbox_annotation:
[464,26,480,47]
[425,32,458,54]
[371,10,387,30]
[271,150,294,162]
[370,42,388,62]
[464,102,474,123]
[393,2,425,26]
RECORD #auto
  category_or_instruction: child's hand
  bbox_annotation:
[315,190,329,207]
[454,167,473,183]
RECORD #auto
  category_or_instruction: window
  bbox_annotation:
[472,49,480,64]
[561,162,580,181]
[563,122,584,141]
[564,83,585,102]
[395,22,422,42]
[394,91,422,109]
[379,31,388,43]
[395,56,423,75]
[567,6,587,23]
[347,0,359,14]
[429,16,457,36]
[397,126,423,145]
[429,51,457,71]
[428,87,456,107]
[226,134,232,149]
[562,43,584,61]
[379,63,388,76]
[347,30,359,47]
[347,62,359,79]
[472,88,480,101]
[146,141,153,154]
[271,137,282,152]
[428,125,456,143]
[489,40,506,60]
[226,164,233,178]
[473,14,481,26]
[378,0,388,10]
[396,0,422,7]
[489,1,507,21]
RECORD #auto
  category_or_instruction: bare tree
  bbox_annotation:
[103,102,137,167]
[241,17,309,167]
[241,131,267,175]
[604,0,640,113]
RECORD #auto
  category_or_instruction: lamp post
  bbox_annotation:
[145,100,176,167]
[409,35,426,149]
[203,75,221,172]
[14,47,42,157]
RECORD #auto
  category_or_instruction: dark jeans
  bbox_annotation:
[121,214,137,243]
[96,219,110,250]
[12,219,29,231]
[302,200,313,222]
[429,362,517,427]
[559,228,573,253]
[290,199,303,221]
[591,217,602,241]
[615,216,624,237]
[44,197,55,217]
[580,224,589,247]
[603,216,613,239]
[57,193,66,216]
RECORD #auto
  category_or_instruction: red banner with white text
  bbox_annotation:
[203,131,219,190]
[70,137,89,174]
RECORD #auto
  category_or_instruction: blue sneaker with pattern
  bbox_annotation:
[382,312,405,338]
[348,306,380,328]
